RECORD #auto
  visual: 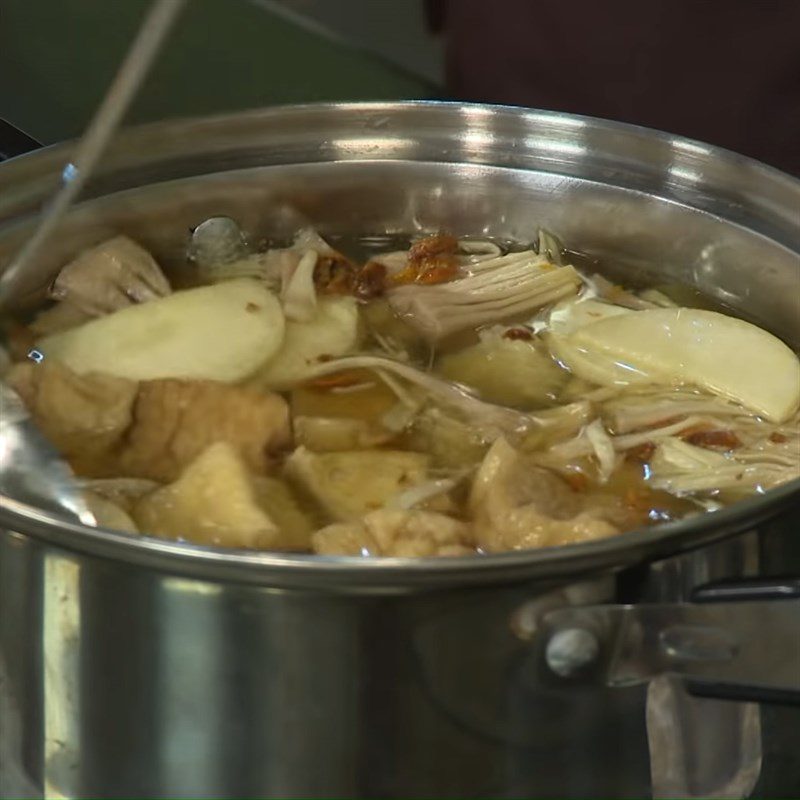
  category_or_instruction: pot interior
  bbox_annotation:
[2,160,799,343]
[0,103,798,586]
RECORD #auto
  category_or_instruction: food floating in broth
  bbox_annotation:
[37,279,284,383]
[3,226,798,557]
[548,306,799,422]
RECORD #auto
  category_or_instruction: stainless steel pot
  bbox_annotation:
[0,102,798,798]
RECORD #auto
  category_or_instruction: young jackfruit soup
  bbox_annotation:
[3,221,799,557]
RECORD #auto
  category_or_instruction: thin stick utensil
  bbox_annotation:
[0,0,186,524]
[0,0,187,307]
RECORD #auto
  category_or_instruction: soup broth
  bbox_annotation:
[3,224,798,557]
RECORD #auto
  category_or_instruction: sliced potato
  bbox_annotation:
[38,278,284,383]
[252,296,360,389]
[437,333,567,408]
[284,447,430,522]
[554,308,800,422]
[134,442,278,548]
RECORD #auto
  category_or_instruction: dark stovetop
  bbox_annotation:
[0,117,41,162]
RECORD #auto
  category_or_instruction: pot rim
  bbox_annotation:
[2,101,798,229]
[4,98,798,179]
[1,479,798,590]
[1,101,798,589]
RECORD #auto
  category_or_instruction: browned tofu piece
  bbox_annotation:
[134,442,279,548]
[119,379,291,482]
[8,361,291,483]
[313,510,474,557]
[7,361,137,476]
[284,447,430,522]
[470,437,620,552]
[251,475,315,551]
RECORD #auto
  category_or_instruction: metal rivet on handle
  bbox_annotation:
[545,628,600,677]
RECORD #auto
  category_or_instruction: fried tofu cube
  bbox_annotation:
[313,510,474,557]
[284,447,430,522]
[134,442,279,548]
[120,379,291,482]
[251,475,315,551]
[7,361,137,476]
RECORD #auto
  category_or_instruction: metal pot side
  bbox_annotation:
[1,103,799,798]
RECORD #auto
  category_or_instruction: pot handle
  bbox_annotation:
[538,578,800,706]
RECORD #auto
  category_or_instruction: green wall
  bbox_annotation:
[0,0,434,145]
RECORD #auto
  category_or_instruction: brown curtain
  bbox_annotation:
[425,0,800,176]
